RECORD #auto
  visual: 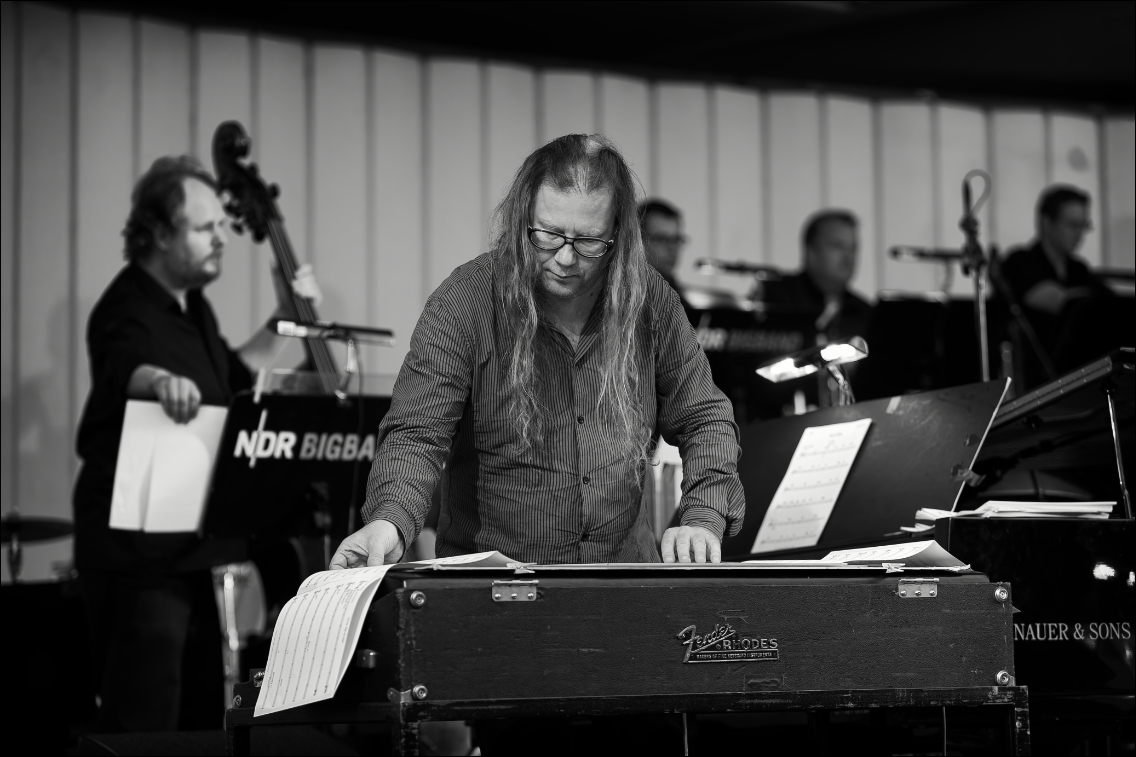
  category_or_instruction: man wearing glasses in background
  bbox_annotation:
[998,184,1115,389]
[638,198,687,291]
[332,134,743,574]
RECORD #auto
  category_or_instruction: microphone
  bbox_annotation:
[274,319,396,346]
[889,246,963,262]
[695,258,783,278]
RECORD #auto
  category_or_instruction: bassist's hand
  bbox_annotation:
[269,259,323,317]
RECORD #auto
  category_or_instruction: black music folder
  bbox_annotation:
[200,391,391,541]
[721,378,1011,560]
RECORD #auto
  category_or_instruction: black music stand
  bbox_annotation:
[719,378,1011,560]
[201,391,391,543]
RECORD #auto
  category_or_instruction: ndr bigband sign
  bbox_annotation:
[233,410,376,468]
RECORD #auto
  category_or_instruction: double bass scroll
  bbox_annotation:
[212,121,341,396]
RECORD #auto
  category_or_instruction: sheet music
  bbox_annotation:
[750,418,872,554]
[821,540,965,568]
[255,565,396,717]
[110,401,227,532]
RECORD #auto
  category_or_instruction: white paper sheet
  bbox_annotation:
[255,565,397,717]
[750,418,872,554]
[821,540,965,567]
[109,401,227,532]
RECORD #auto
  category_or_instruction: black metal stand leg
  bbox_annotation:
[225,719,250,757]
[1105,387,1133,519]
[392,715,420,756]
[1013,702,1032,755]
[808,710,832,755]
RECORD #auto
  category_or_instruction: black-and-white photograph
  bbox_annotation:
[1,1,1132,754]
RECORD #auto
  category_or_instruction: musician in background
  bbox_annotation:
[998,185,1114,388]
[73,156,319,732]
[764,209,872,344]
[638,198,687,291]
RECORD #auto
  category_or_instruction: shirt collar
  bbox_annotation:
[128,262,200,315]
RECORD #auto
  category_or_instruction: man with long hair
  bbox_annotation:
[331,134,744,569]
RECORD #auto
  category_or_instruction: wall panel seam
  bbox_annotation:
[68,7,79,484]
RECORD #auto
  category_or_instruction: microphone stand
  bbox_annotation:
[273,318,396,545]
[892,171,994,382]
[958,176,991,382]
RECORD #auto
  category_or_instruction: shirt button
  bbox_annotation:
[581,532,590,542]
[577,415,584,424]
[582,476,590,484]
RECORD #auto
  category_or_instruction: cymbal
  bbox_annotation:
[1,515,73,544]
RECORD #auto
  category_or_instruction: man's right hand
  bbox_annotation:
[152,373,202,423]
[127,364,202,423]
[330,519,406,569]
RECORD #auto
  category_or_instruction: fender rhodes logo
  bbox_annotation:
[675,623,779,664]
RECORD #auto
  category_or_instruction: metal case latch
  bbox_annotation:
[492,580,538,602]
[896,578,939,598]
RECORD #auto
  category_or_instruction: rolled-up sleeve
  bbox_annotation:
[361,294,473,547]
[653,286,746,539]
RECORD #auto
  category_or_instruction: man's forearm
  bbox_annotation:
[126,364,173,398]
[237,310,288,372]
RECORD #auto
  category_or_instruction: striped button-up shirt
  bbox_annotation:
[362,253,745,564]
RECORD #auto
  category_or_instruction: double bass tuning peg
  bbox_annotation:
[269,184,280,199]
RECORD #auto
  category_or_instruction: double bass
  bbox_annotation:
[211,120,341,396]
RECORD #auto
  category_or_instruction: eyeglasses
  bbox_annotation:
[527,226,615,258]
[645,233,688,247]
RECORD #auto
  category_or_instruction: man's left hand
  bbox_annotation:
[661,525,722,563]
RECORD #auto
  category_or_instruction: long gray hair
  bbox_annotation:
[490,134,651,477]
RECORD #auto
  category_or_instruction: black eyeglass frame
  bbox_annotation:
[526,226,616,258]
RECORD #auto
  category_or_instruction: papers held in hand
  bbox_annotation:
[917,501,1115,521]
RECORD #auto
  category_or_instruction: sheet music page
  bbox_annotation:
[750,418,872,554]
[821,540,964,567]
[110,401,227,531]
[255,565,396,717]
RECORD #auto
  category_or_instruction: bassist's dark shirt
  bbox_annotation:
[74,263,252,572]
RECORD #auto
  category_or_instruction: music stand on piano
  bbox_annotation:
[719,378,1012,560]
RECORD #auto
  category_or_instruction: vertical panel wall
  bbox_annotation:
[1,1,20,524]
[75,13,134,430]
[194,31,254,340]
[254,35,308,373]
[823,95,877,299]
[879,102,936,293]
[425,60,481,293]
[708,86,762,297]
[597,74,651,197]
[12,2,74,583]
[312,45,368,368]
[485,64,536,229]
[990,110,1047,252]
[656,84,711,285]
[540,71,595,145]
[137,20,190,173]
[2,3,1132,580]
[766,93,822,274]
[371,51,424,376]
[1103,119,1136,271]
